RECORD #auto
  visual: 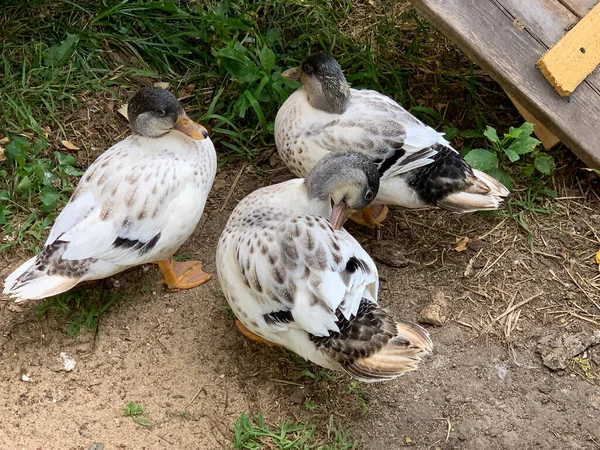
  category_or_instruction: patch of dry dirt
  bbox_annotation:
[1,153,599,449]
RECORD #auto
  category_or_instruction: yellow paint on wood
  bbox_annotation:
[536,3,600,96]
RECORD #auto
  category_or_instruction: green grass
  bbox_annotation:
[122,401,151,427]
[232,412,357,449]
[36,286,119,337]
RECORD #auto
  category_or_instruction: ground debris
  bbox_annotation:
[419,290,447,326]
[537,330,600,370]
[370,240,411,268]
[88,443,104,450]
[59,352,77,372]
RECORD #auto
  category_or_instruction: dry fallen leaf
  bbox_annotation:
[0,136,9,145]
[455,236,470,252]
[0,146,6,161]
[61,140,80,151]
[154,81,170,90]
[117,104,129,120]
[596,249,600,265]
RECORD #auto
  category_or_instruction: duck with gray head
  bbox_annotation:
[275,53,509,228]
[217,152,433,381]
[4,86,217,301]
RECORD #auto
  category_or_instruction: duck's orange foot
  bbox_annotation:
[349,205,389,228]
[235,320,281,347]
[157,259,211,290]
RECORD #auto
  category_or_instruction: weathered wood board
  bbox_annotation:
[409,0,600,168]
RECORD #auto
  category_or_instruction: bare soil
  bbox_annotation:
[1,149,599,449]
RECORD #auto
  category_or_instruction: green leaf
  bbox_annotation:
[505,126,522,139]
[259,47,276,73]
[5,137,29,167]
[504,148,520,162]
[44,33,80,67]
[17,174,34,191]
[534,154,555,175]
[134,416,152,427]
[519,122,535,136]
[464,149,498,171]
[507,136,540,155]
[538,188,556,198]
[41,188,60,208]
[63,165,84,176]
[483,125,500,143]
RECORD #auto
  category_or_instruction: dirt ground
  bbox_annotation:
[1,145,599,449]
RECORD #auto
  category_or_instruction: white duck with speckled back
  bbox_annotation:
[4,87,217,301]
[217,152,432,381]
[275,53,509,227]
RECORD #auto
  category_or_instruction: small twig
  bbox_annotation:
[269,378,304,386]
[481,291,543,335]
[435,417,452,442]
[185,385,205,410]
[157,435,174,445]
[219,164,245,213]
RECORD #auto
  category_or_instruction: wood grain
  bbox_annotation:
[409,0,600,168]
[537,3,600,96]
[557,0,598,17]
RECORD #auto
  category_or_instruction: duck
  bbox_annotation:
[217,152,432,381]
[4,86,217,301]
[275,53,509,227]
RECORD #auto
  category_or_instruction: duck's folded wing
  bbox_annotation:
[302,90,450,178]
[48,158,181,266]
[236,215,378,337]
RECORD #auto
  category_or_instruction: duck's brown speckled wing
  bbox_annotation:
[310,299,433,381]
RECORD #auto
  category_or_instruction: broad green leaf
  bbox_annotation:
[63,165,84,176]
[41,188,60,209]
[44,33,79,67]
[483,125,500,143]
[504,148,520,162]
[259,47,276,73]
[464,149,498,171]
[519,122,535,136]
[443,127,459,141]
[505,126,522,139]
[458,129,482,139]
[534,154,555,175]
[507,136,540,155]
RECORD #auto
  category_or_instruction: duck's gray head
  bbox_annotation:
[127,87,209,140]
[282,53,350,115]
[305,152,379,230]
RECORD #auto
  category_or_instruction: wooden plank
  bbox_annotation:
[497,0,600,94]
[408,0,600,168]
[558,0,598,17]
[536,3,600,96]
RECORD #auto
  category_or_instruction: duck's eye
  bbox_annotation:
[365,190,374,201]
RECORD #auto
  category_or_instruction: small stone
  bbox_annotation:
[60,352,77,372]
[289,387,307,405]
[21,374,30,382]
[537,330,600,371]
[537,385,552,395]
[419,290,447,326]
[88,443,104,450]
[369,241,410,268]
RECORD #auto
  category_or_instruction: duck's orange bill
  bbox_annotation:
[175,113,208,140]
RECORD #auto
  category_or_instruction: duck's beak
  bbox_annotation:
[282,66,301,81]
[330,202,350,231]
[175,113,209,140]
